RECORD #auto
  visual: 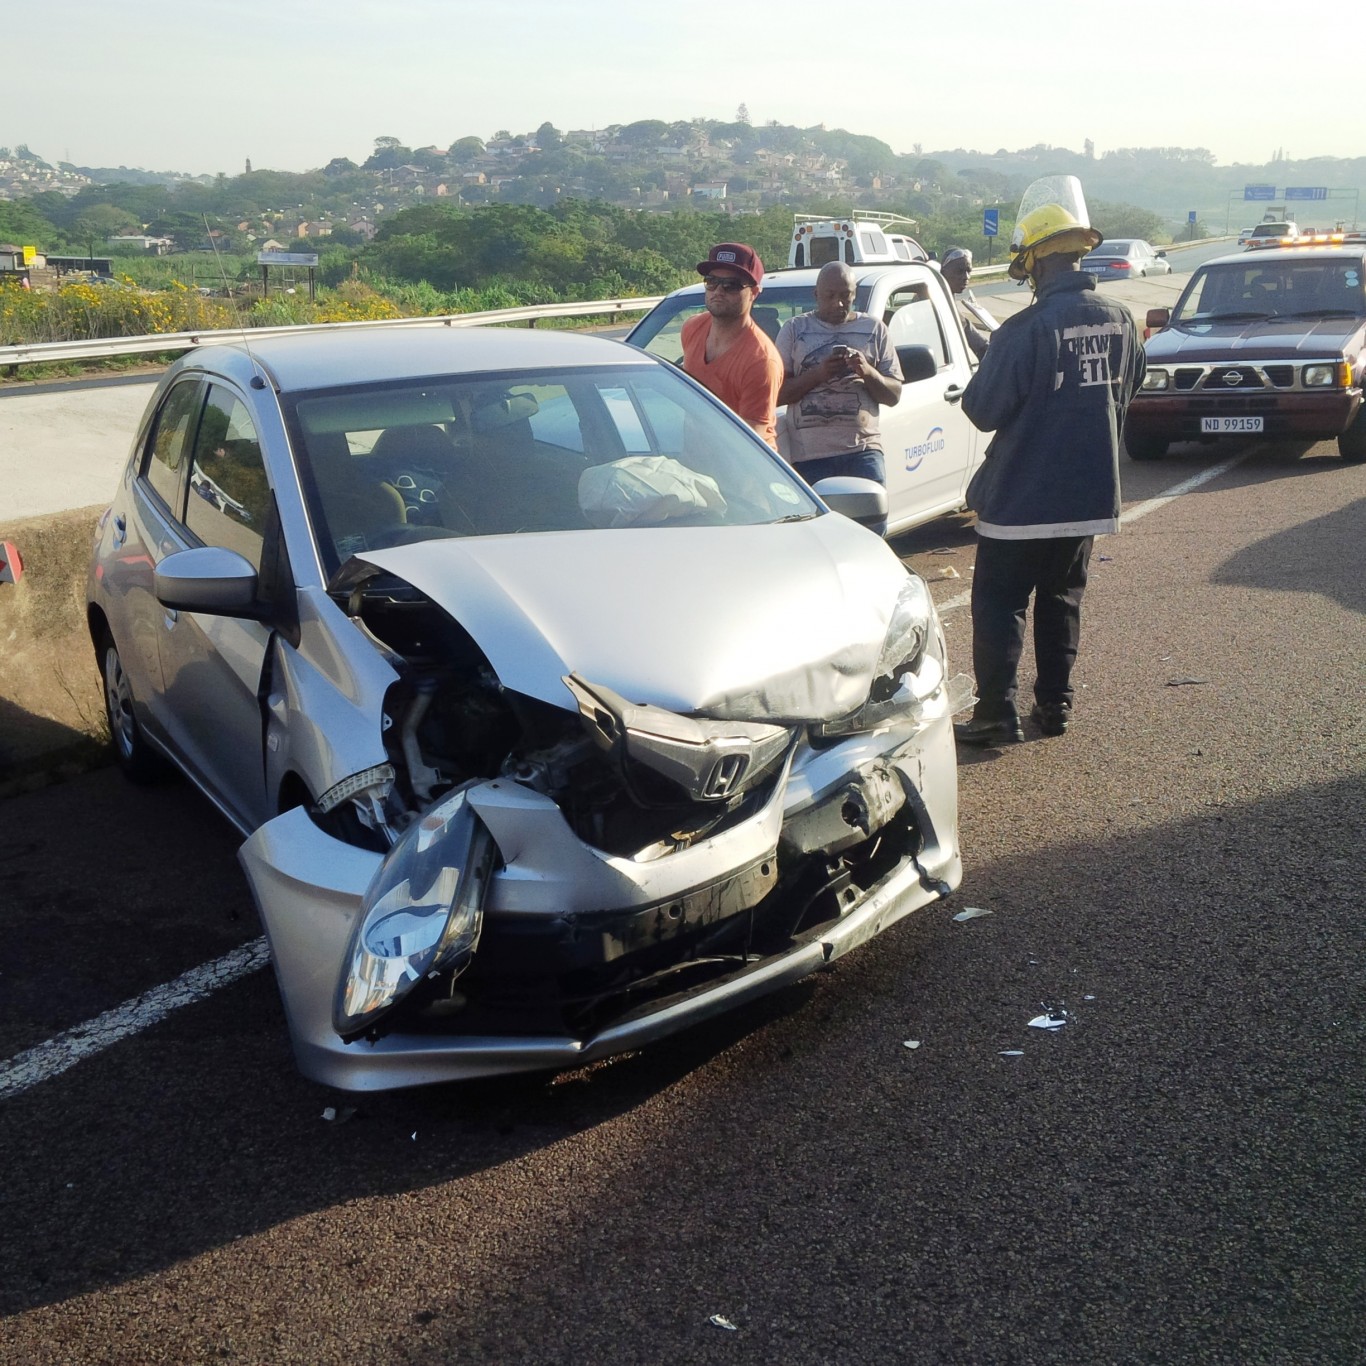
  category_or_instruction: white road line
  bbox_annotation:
[1120,450,1252,526]
[3,451,1257,1102]
[0,937,269,1100]
[933,450,1253,620]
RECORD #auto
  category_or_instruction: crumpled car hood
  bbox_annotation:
[356,515,909,722]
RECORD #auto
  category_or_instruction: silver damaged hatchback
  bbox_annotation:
[87,327,963,1092]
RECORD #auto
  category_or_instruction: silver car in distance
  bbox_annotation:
[87,327,963,1092]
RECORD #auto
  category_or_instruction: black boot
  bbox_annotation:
[954,715,1024,747]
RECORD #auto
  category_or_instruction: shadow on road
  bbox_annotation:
[2,768,1364,1366]
[1213,495,1366,615]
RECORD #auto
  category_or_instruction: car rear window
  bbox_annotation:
[627,284,872,363]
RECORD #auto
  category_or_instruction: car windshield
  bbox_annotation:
[1172,258,1366,324]
[627,283,873,363]
[283,363,824,575]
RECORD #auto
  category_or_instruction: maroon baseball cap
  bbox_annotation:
[695,242,764,290]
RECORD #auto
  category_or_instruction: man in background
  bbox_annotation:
[940,247,997,359]
[681,243,784,448]
[774,261,902,534]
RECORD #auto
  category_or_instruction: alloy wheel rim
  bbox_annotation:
[104,647,135,758]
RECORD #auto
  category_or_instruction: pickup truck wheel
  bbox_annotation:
[100,630,165,784]
[1338,416,1366,463]
[1125,432,1168,461]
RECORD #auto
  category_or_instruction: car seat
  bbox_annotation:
[751,306,781,342]
[309,432,408,556]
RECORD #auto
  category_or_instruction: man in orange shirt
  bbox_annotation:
[681,243,784,448]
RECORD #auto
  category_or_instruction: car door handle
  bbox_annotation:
[112,514,127,548]
[944,385,966,404]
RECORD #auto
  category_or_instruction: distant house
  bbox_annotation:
[347,219,376,242]
[296,221,333,239]
[693,181,728,200]
[107,234,174,255]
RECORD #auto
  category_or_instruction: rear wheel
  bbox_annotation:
[1338,413,1366,463]
[1125,431,1169,461]
[100,630,164,784]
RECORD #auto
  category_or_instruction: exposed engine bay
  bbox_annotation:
[326,566,795,861]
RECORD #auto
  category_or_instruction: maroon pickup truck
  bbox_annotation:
[1123,242,1366,463]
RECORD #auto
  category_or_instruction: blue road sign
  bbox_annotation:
[1285,186,1328,201]
[983,208,999,237]
[1188,211,1197,223]
[1244,185,1277,201]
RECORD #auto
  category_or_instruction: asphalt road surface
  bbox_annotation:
[1,432,1363,1362]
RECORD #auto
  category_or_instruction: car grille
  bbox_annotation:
[1209,367,1261,389]
[1170,362,1326,393]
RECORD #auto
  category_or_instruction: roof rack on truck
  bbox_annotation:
[788,213,928,268]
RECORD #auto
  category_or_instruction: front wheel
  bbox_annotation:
[1125,431,1169,461]
[100,630,164,784]
[1338,413,1366,463]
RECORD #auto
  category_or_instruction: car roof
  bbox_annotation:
[180,326,652,394]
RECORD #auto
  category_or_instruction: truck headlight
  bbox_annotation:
[817,575,938,737]
[334,783,494,1040]
[1141,369,1170,391]
[1302,361,1351,388]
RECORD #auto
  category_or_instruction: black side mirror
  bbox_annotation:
[896,345,938,383]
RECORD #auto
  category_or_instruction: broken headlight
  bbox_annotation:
[334,782,495,1039]
[817,574,940,737]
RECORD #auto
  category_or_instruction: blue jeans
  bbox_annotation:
[793,449,887,536]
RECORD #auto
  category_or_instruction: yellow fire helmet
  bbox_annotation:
[1009,203,1103,281]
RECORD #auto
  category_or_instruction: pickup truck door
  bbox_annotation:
[879,282,981,533]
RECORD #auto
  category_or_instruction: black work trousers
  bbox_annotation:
[969,533,1094,721]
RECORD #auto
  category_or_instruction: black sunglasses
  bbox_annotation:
[703,276,748,293]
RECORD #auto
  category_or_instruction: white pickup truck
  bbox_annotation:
[625,262,988,539]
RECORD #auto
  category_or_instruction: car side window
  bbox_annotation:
[884,286,949,366]
[183,384,269,572]
[141,379,202,515]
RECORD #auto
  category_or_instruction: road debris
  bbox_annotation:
[321,1105,357,1124]
[902,1039,922,1050]
[709,1315,739,1331]
[999,1050,1025,1057]
[1166,677,1208,687]
[952,906,993,922]
[1028,1010,1068,1030]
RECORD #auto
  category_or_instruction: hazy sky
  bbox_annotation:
[8,1,1356,175]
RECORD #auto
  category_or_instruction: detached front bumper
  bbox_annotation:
[1125,389,1361,443]
[240,711,959,1092]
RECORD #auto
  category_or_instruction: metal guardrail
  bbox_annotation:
[0,239,1232,371]
[0,295,667,369]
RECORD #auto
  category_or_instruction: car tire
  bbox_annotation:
[100,630,165,784]
[1339,416,1366,463]
[1125,432,1168,461]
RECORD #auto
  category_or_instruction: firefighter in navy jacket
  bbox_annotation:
[955,202,1145,745]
